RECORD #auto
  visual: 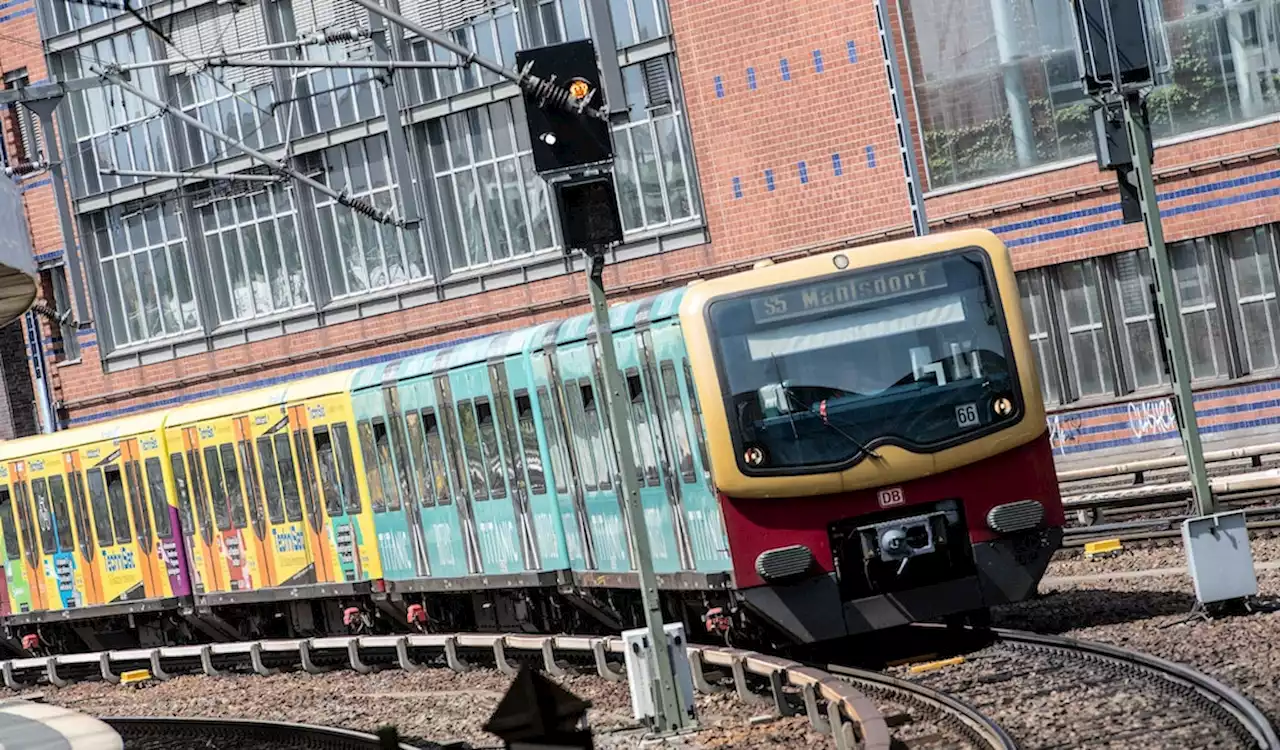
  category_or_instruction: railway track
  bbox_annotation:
[906,625,1280,750]
[104,716,428,749]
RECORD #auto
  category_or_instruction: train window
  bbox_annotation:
[436,399,469,507]
[563,383,597,492]
[580,381,613,490]
[514,393,546,495]
[660,362,696,483]
[0,487,18,560]
[273,433,304,522]
[536,386,568,495]
[168,454,195,537]
[217,444,247,530]
[456,400,489,501]
[682,361,711,475]
[331,423,363,515]
[626,371,661,487]
[144,458,174,539]
[372,418,402,512]
[292,429,323,529]
[187,447,214,544]
[386,410,418,509]
[491,387,521,495]
[256,437,286,525]
[203,447,232,531]
[102,467,133,543]
[86,469,115,546]
[237,441,265,535]
[31,478,56,555]
[422,409,450,506]
[68,471,94,559]
[475,400,506,500]
[124,460,153,548]
[404,410,435,507]
[13,481,38,568]
[48,476,74,553]
[355,421,384,514]
[313,426,347,517]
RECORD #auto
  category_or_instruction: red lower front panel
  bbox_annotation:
[720,431,1064,589]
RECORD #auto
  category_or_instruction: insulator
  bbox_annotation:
[4,161,45,177]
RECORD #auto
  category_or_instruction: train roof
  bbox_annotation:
[165,383,290,427]
[0,411,168,461]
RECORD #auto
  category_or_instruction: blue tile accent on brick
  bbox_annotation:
[865,145,877,168]
[732,176,743,199]
[0,0,32,15]
[746,67,757,90]
[813,49,825,73]
[832,153,843,176]
[764,169,776,191]
[780,58,791,81]
[798,161,809,184]
[0,5,34,23]
[714,75,724,98]
[846,40,858,64]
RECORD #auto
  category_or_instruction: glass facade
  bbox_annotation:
[42,0,701,359]
[1018,225,1280,406]
[903,0,1280,188]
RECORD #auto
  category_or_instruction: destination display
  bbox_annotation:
[750,261,948,324]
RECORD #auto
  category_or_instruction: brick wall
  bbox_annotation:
[29,0,1280,428]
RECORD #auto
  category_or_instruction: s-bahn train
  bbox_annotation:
[0,228,1063,652]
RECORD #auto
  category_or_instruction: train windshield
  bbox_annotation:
[708,249,1021,473]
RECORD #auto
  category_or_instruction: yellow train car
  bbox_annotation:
[282,372,382,586]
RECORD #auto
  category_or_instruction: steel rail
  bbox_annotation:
[105,716,427,749]
[0,634,897,750]
[912,624,1280,750]
[825,662,1019,750]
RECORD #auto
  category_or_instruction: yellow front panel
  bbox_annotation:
[680,229,1046,499]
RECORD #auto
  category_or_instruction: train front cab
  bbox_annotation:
[680,229,1066,643]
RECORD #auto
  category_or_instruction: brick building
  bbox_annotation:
[3,0,1280,465]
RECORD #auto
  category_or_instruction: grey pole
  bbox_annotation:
[21,98,90,329]
[585,253,688,734]
[1122,92,1215,516]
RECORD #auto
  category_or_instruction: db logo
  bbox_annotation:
[877,487,905,508]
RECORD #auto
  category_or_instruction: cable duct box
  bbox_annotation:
[621,623,696,725]
[1182,511,1258,605]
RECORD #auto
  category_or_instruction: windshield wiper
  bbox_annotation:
[778,383,882,460]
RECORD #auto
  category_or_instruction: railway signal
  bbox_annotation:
[1072,0,1261,611]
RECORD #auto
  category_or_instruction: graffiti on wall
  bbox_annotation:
[1048,413,1084,451]
[1127,398,1177,440]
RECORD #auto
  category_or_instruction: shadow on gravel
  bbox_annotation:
[992,587,1197,634]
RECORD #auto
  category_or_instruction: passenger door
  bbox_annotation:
[532,350,587,571]
[120,439,163,598]
[169,440,217,594]
[234,416,276,586]
[402,374,470,579]
[9,463,46,610]
[435,374,483,575]
[63,452,102,606]
[253,414,316,586]
[0,483,34,613]
[286,405,335,584]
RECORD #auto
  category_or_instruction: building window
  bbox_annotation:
[196,183,311,324]
[280,0,384,137]
[44,0,124,36]
[1057,259,1115,398]
[403,6,521,107]
[85,204,200,348]
[175,73,282,167]
[520,0,591,47]
[606,0,668,47]
[612,57,699,234]
[1111,249,1166,390]
[1171,238,1229,381]
[901,0,1280,188]
[1017,270,1061,405]
[314,136,428,299]
[1224,227,1280,374]
[422,101,557,274]
[58,31,172,197]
